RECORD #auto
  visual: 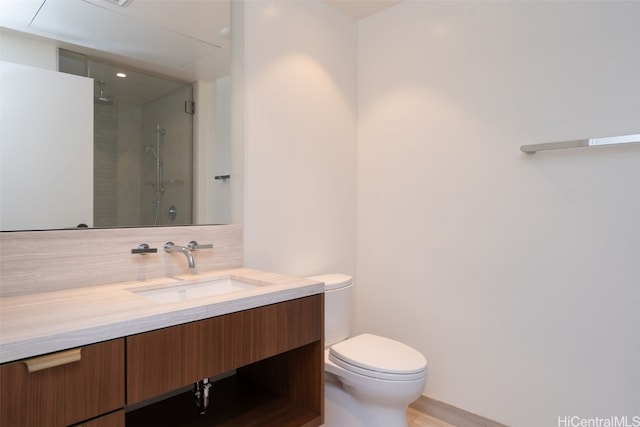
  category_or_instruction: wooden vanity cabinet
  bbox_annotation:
[0,339,125,427]
[126,294,323,405]
[1,294,323,427]
[126,294,324,427]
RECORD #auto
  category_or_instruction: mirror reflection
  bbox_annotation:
[80,56,194,227]
[0,0,233,231]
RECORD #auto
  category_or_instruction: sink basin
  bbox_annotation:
[128,277,260,304]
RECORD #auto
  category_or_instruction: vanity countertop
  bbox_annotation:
[0,268,323,364]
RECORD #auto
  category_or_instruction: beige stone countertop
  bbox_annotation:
[0,268,323,364]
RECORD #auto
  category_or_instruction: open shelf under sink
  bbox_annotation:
[125,374,320,427]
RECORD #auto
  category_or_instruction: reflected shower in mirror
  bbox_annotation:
[65,55,196,227]
[0,0,236,231]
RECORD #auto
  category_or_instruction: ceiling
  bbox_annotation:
[0,0,230,83]
[325,0,403,19]
[0,0,402,101]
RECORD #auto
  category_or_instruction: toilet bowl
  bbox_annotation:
[307,274,428,427]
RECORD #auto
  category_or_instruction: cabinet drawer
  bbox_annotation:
[126,295,323,404]
[0,339,125,427]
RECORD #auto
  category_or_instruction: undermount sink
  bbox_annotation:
[128,276,260,304]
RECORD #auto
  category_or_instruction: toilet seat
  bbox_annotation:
[329,333,427,381]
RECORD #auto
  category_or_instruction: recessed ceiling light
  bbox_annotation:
[116,72,127,78]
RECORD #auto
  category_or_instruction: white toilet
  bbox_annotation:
[308,274,428,427]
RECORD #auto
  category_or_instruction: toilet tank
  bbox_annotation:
[307,274,353,347]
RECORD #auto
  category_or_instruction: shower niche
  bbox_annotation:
[62,52,194,227]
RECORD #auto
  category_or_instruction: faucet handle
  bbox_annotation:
[132,243,158,255]
[188,241,213,250]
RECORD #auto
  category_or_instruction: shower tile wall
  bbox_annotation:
[117,104,142,226]
[94,102,119,227]
[94,101,143,227]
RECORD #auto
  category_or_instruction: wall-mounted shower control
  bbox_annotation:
[168,205,177,222]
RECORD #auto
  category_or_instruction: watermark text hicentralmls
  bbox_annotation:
[558,416,640,427]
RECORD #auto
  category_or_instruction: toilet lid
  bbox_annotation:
[329,334,427,381]
[307,273,352,291]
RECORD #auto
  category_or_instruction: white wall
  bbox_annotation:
[357,2,640,426]
[195,76,232,225]
[0,33,93,230]
[1,61,93,230]
[242,0,357,277]
[0,29,57,70]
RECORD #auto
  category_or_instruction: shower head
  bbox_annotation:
[144,145,159,161]
[95,81,113,105]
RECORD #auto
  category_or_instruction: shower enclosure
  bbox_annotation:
[67,56,194,227]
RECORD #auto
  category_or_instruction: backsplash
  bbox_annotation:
[0,224,242,297]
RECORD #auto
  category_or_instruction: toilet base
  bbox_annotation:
[323,374,410,427]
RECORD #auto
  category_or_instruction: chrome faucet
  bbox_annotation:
[164,241,213,270]
[164,242,195,270]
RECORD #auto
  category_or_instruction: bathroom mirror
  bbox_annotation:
[0,0,239,231]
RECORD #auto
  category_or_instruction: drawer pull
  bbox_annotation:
[24,348,82,372]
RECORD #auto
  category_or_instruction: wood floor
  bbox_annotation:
[408,407,456,427]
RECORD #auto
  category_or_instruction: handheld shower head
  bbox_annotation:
[144,145,159,161]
